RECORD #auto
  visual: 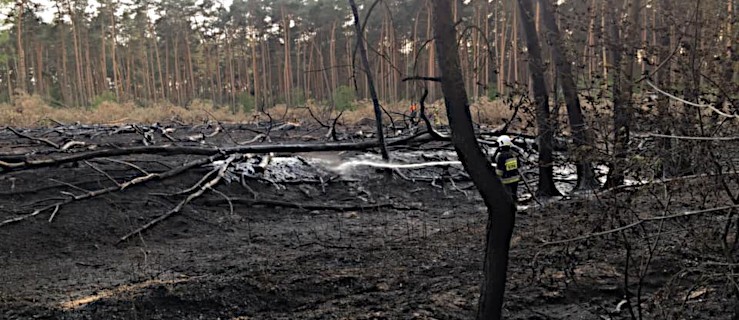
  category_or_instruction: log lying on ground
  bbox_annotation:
[0,133,437,173]
[0,127,530,173]
[201,197,418,212]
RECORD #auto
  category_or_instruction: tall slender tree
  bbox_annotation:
[431,1,516,319]
[15,0,27,93]
[517,0,560,197]
[604,0,640,188]
[539,0,599,190]
[349,0,389,161]
[655,0,674,178]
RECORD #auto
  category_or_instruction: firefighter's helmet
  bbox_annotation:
[497,135,513,147]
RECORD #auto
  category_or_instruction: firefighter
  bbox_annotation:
[408,103,419,126]
[494,135,520,201]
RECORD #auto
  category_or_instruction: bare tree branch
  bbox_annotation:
[402,76,442,82]
[7,127,60,149]
[543,205,739,246]
[118,155,239,243]
[646,80,738,119]
[0,155,225,227]
[635,133,739,141]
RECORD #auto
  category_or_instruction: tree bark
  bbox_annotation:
[56,2,71,105]
[5,61,13,103]
[656,0,674,178]
[251,40,260,110]
[125,46,133,98]
[517,0,560,197]
[605,0,640,188]
[426,0,436,101]
[539,0,599,190]
[227,36,236,110]
[110,3,121,101]
[83,28,94,102]
[143,42,153,101]
[311,40,333,108]
[282,5,292,106]
[34,43,44,95]
[349,0,389,161]
[600,0,609,84]
[214,41,222,105]
[16,0,27,93]
[512,2,519,84]
[66,0,85,104]
[174,36,182,105]
[185,33,196,102]
[261,40,270,107]
[0,134,436,173]
[431,1,517,320]
[330,21,338,92]
[497,0,508,94]
[583,0,597,82]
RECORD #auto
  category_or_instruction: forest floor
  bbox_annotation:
[0,122,737,320]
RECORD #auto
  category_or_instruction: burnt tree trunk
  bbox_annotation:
[431,1,517,319]
[678,0,703,176]
[349,0,390,161]
[517,0,560,197]
[16,0,27,93]
[605,0,640,188]
[604,3,624,188]
[656,0,674,178]
[539,0,599,190]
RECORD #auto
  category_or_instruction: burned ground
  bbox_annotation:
[1,123,737,319]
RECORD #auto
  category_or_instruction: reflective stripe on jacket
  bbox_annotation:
[495,150,520,185]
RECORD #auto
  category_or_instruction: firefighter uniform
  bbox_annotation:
[494,135,520,200]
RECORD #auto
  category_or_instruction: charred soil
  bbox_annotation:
[0,123,737,319]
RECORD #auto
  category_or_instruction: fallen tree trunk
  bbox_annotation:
[0,133,438,173]
[202,197,418,212]
[1,129,537,179]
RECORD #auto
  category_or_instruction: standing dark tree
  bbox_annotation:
[349,0,389,161]
[431,1,517,319]
[655,0,675,178]
[15,0,27,93]
[676,0,704,176]
[604,0,640,188]
[539,0,599,190]
[517,0,560,197]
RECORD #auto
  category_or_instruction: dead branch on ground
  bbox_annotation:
[204,111,237,144]
[118,155,239,243]
[238,134,267,145]
[7,127,60,149]
[202,197,418,212]
[0,154,225,227]
[327,111,344,141]
[0,134,439,173]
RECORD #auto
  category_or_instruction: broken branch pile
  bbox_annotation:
[1,123,510,243]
